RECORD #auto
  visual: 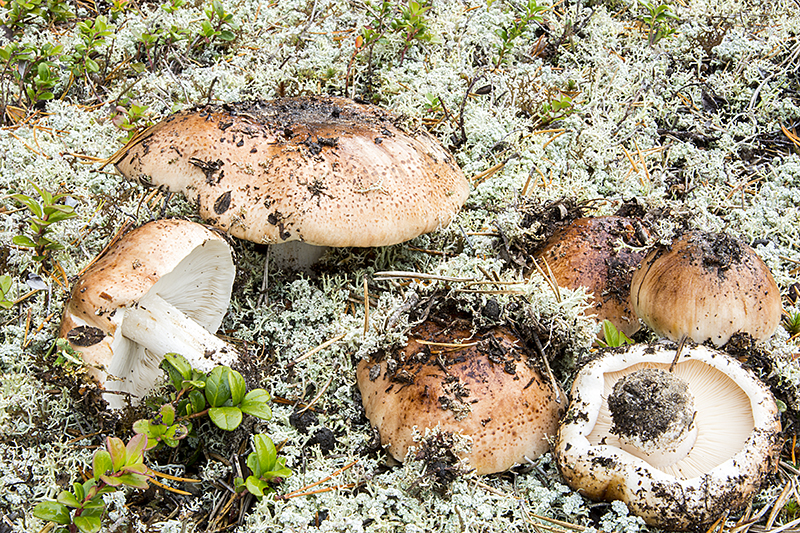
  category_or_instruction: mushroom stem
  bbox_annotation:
[120,292,238,373]
[270,241,330,271]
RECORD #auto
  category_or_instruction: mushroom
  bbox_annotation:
[59,219,238,407]
[533,216,649,339]
[630,231,782,346]
[554,342,782,530]
[111,96,469,271]
[356,315,563,475]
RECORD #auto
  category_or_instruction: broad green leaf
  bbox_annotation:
[208,406,242,430]
[253,434,277,473]
[268,456,293,479]
[56,490,81,508]
[72,481,85,501]
[106,436,126,471]
[163,353,193,380]
[92,450,112,480]
[32,501,71,524]
[228,369,246,405]
[121,463,148,474]
[12,235,37,247]
[189,389,206,413]
[245,476,268,497]
[125,433,148,463]
[116,473,150,490]
[205,366,232,407]
[73,513,102,533]
[240,389,272,420]
[159,403,175,426]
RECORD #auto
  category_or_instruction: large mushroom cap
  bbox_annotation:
[59,219,237,407]
[357,318,563,475]
[630,231,781,346]
[113,97,469,248]
[533,216,649,338]
[554,343,782,530]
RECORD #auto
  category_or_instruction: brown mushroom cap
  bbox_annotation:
[113,97,469,248]
[630,231,782,346]
[533,216,649,338]
[59,219,237,406]
[357,318,563,475]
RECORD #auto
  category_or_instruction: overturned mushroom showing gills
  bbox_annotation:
[630,231,781,346]
[554,343,781,530]
[59,219,238,407]
[112,96,470,270]
[357,318,563,475]
[533,216,649,339]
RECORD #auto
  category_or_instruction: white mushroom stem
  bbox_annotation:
[270,241,330,271]
[120,292,238,373]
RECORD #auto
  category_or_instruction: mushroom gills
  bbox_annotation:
[120,291,237,373]
[589,359,753,479]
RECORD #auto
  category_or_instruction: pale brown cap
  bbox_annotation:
[357,319,563,475]
[630,231,782,346]
[534,216,648,338]
[59,219,236,406]
[113,97,469,248]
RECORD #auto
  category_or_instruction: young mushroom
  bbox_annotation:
[630,231,782,346]
[59,219,238,407]
[554,342,782,530]
[533,216,649,339]
[357,313,563,475]
[111,96,470,272]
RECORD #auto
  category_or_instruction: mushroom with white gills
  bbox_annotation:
[357,315,564,475]
[59,219,238,408]
[111,96,470,276]
[630,231,782,346]
[554,342,782,531]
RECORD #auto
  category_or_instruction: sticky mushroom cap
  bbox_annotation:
[534,216,648,338]
[357,320,563,475]
[59,219,237,407]
[554,343,782,530]
[630,231,782,346]
[114,96,469,249]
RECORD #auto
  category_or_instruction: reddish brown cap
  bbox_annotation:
[357,318,563,475]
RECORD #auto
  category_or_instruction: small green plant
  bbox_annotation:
[390,0,435,64]
[235,434,293,498]
[783,311,800,337]
[423,92,443,114]
[1,0,74,31]
[161,0,186,13]
[0,42,63,112]
[33,435,152,533]
[597,320,634,348]
[110,98,152,142]
[540,92,574,123]
[9,182,78,264]
[0,274,13,309]
[188,0,239,57]
[494,0,546,68]
[133,353,273,448]
[66,15,115,91]
[638,0,677,46]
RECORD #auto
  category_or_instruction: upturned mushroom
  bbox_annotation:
[59,219,238,407]
[357,314,563,475]
[554,342,782,530]
[111,96,469,270]
[630,231,781,346]
[533,216,649,339]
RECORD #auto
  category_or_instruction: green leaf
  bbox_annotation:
[12,235,37,247]
[73,513,102,533]
[159,403,175,426]
[189,389,206,414]
[228,369,246,405]
[106,436,126,471]
[85,57,99,72]
[205,366,232,407]
[245,476,269,497]
[240,389,272,420]
[208,406,242,430]
[56,490,81,508]
[163,353,193,380]
[92,450,112,480]
[125,433,148,463]
[253,434,277,473]
[116,473,150,490]
[32,501,71,524]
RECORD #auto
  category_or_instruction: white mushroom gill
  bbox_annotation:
[587,359,753,478]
